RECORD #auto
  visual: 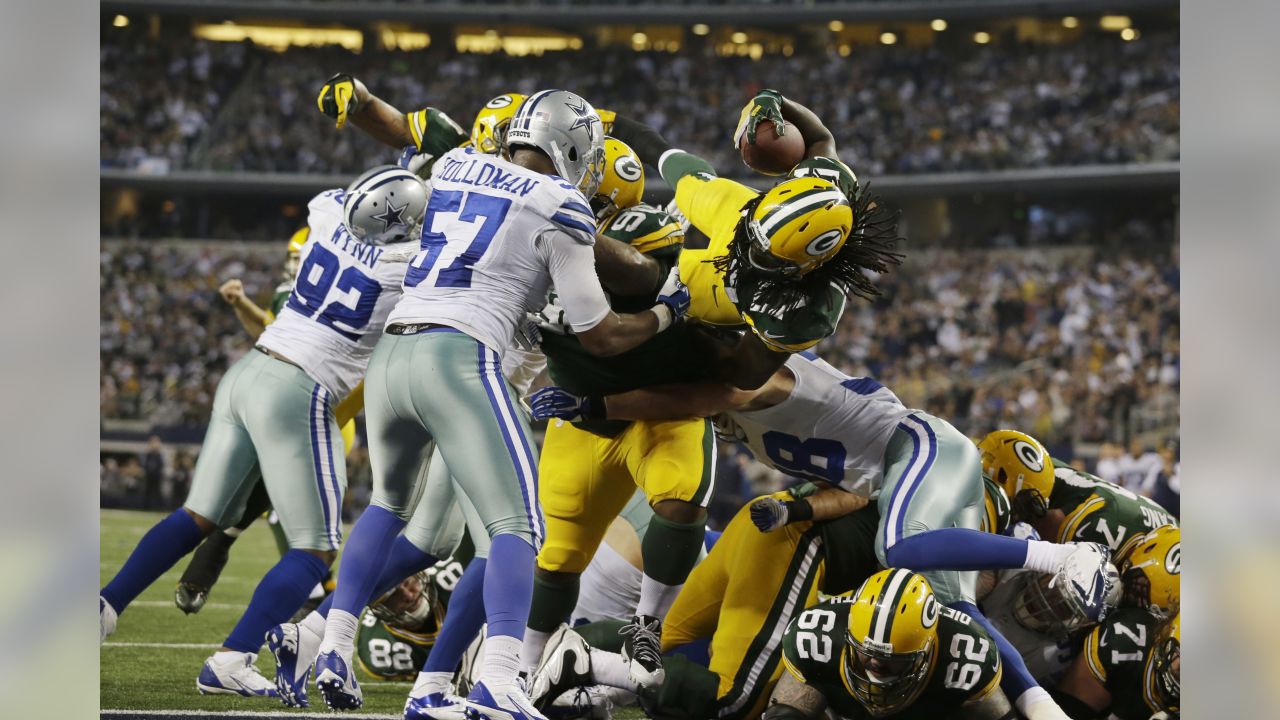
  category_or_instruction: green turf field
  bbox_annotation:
[101,509,645,718]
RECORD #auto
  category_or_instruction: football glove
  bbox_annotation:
[749,497,789,532]
[397,145,433,177]
[528,387,604,422]
[512,315,543,352]
[740,89,786,145]
[656,266,691,320]
[317,73,360,128]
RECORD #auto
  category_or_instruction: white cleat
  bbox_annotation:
[196,651,280,698]
[464,680,546,720]
[266,622,321,707]
[99,596,117,644]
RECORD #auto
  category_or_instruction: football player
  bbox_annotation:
[99,166,430,696]
[311,90,689,720]
[531,351,1113,720]
[978,430,1177,561]
[767,569,1016,720]
[1055,610,1180,719]
[529,484,881,720]
[175,228,359,615]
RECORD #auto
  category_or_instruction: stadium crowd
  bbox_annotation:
[101,28,1179,176]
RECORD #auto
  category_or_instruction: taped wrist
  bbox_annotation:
[784,498,814,523]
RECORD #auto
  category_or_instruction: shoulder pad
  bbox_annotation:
[601,203,684,253]
[547,189,598,245]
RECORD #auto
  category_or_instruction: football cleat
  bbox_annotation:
[620,615,665,688]
[266,622,320,707]
[546,686,619,720]
[314,648,363,710]
[1055,542,1116,611]
[196,651,279,698]
[464,680,547,720]
[99,596,117,643]
[405,691,469,720]
[174,582,209,615]
[529,625,593,711]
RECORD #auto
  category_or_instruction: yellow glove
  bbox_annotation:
[317,73,359,129]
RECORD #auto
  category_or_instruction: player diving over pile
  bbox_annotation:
[531,88,1117,720]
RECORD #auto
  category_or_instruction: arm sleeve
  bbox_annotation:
[544,231,613,333]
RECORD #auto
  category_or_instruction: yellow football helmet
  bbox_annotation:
[285,226,308,280]
[981,473,1012,536]
[741,177,853,277]
[1121,525,1180,619]
[590,137,645,222]
[843,569,940,715]
[470,93,526,155]
[1149,611,1180,710]
[978,430,1056,522]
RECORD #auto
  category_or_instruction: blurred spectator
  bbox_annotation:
[1141,444,1180,516]
[140,435,166,510]
[1094,441,1123,483]
[102,29,1178,177]
[1116,438,1163,494]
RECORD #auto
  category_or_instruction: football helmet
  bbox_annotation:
[981,473,1013,536]
[1120,525,1180,619]
[843,569,940,716]
[342,166,429,245]
[471,93,526,156]
[978,430,1056,522]
[368,570,442,632]
[1150,611,1180,708]
[741,177,853,277]
[285,226,308,280]
[590,137,645,222]
[506,89,606,198]
[1012,561,1120,640]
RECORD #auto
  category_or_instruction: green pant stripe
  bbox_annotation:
[693,418,716,507]
[717,527,825,718]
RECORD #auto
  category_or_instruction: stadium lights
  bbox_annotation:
[691,23,710,36]
[113,14,129,28]
[880,32,897,45]
[973,31,991,45]
[731,31,748,44]
[838,44,851,56]
[1100,15,1132,31]
[828,20,845,32]
[931,19,948,32]
[632,32,647,44]
[1062,16,1079,29]
[1121,28,1140,41]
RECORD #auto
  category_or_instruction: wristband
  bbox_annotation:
[651,304,674,332]
[784,498,814,522]
[583,395,607,421]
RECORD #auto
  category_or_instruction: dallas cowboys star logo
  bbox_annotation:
[371,199,407,229]
[566,98,596,141]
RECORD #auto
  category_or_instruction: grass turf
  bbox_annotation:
[100,509,647,718]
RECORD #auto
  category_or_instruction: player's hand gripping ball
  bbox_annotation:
[736,90,806,175]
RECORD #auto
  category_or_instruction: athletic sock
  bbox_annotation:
[300,610,327,639]
[423,558,488,673]
[412,670,455,698]
[326,505,406,618]
[478,634,523,691]
[484,535,535,639]
[318,609,359,655]
[636,575,682,619]
[588,648,640,692]
[520,627,553,675]
[527,572,580,633]
[224,549,329,653]
[1022,540,1076,574]
[371,534,437,599]
[101,509,204,614]
[883,527,1031,571]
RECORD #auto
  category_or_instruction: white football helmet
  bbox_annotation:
[342,165,428,245]
[505,89,605,198]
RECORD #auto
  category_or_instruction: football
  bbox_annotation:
[740,119,806,175]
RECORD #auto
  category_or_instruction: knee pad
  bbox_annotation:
[536,540,592,574]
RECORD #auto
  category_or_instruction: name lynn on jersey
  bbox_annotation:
[433,153,541,198]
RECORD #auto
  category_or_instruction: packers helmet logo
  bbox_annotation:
[1013,440,1044,472]
[614,154,642,182]
[805,228,845,257]
[921,594,939,629]
[485,94,515,109]
[1164,543,1180,574]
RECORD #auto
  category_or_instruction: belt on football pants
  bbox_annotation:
[385,322,460,336]
[254,345,302,369]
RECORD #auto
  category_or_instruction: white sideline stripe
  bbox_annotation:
[102,710,399,718]
[132,600,242,610]
[104,642,220,649]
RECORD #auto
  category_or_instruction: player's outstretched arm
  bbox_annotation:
[762,672,827,720]
[219,278,271,340]
[738,90,838,160]
[317,73,416,149]
[703,329,791,390]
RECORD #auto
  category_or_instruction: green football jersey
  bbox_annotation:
[407,106,470,177]
[1081,607,1173,719]
[782,600,1002,719]
[270,281,291,317]
[1049,460,1177,560]
[541,203,717,436]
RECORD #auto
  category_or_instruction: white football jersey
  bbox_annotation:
[718,353,915,496]
[982,569,1078,683]
[257,189,410,398]
[389,147,610,355]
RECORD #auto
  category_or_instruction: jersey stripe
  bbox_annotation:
[1084,628,1108,682]
[410,110,428,151]
[558,199,594,218]
[550,212,596,236]
[1058,497,1106,544]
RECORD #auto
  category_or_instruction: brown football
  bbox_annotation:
[740,119,806,176]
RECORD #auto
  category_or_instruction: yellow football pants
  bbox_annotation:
[536,417,715,574]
